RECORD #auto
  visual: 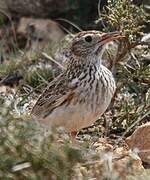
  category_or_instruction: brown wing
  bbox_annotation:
[31,73,75,118]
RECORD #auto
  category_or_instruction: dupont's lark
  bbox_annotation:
[31,31,124,140]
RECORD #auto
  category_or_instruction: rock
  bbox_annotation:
[94,138,113,152]
[113,147,145,179]
[17,17,66,51]
[141,33,150,42]
[0,0,10,18]
[90,139,144,179]
[126,122,150,164]
[5,0,66,17]
[0,72,23,87]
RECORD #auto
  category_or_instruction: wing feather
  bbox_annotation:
[31,73,75,118]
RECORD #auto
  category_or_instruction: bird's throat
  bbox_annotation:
[66,54,102,81]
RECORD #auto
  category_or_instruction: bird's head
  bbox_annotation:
[71,31,125,59]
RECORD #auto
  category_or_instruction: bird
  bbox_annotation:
[31,30,124,141]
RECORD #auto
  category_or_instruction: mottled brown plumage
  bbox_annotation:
[31,30,124,140]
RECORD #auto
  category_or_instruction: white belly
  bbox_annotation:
[35,86,114,132]
[33,65,116,132]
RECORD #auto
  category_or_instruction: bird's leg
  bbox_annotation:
[70,131,78,143]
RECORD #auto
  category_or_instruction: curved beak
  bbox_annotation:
[99,32,126,45]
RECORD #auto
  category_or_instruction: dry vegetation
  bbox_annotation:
[0,0,150,179]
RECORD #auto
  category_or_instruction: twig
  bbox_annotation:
[56,18,82,32]
[121,110,150,138]
[42,52,66,70]
[58,24,74,35]
[0,9,18,47]
[35,71,49,85]
[97,0,107,29]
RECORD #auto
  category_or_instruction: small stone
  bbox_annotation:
[80,167,88,176]
[113,146,144,179]
[126,122,150,164]
[94,138,113,152]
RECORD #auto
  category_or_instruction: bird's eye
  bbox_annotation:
[85,35,92,43]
